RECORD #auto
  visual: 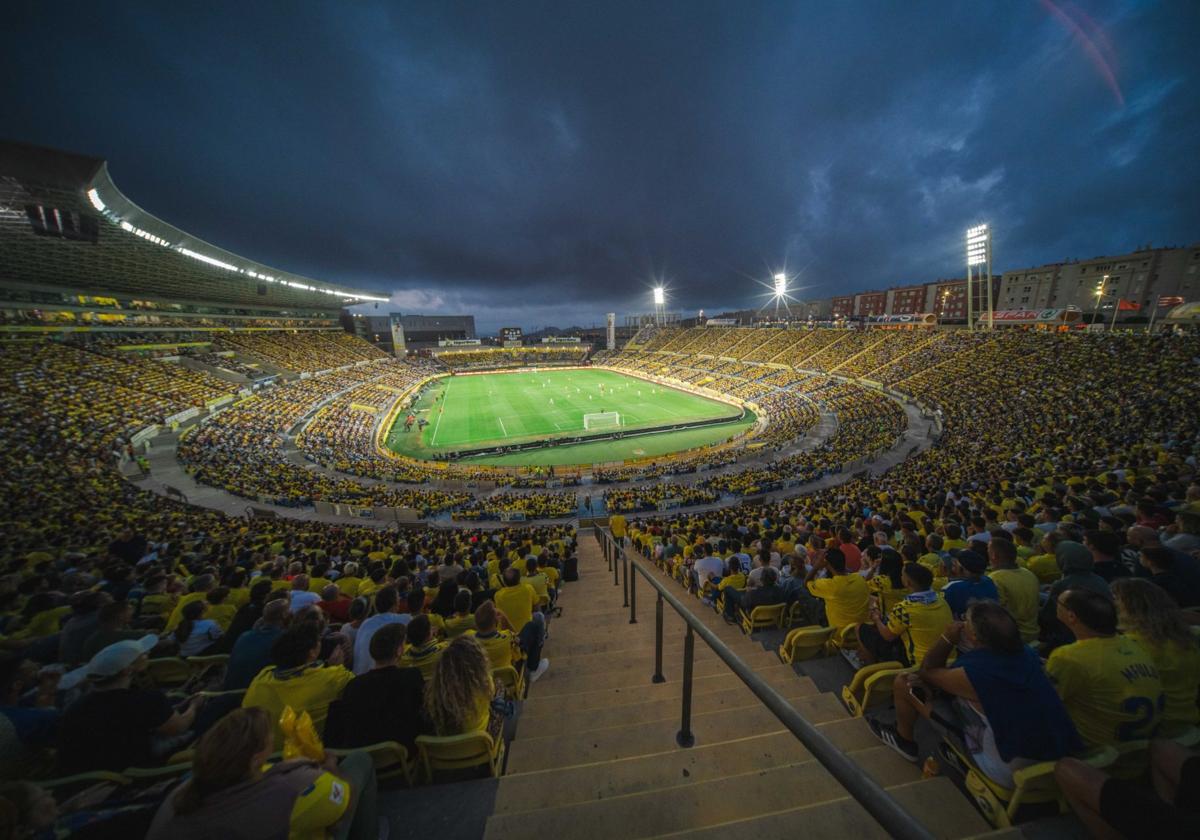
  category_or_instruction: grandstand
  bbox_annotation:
[2,140,1199,840]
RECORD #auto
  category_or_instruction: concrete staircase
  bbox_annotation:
[484,535,994,839]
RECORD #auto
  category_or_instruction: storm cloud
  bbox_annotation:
[6,0,1198,332]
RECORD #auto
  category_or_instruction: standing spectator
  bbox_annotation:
[805,548,870,631]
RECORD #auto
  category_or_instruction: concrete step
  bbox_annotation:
[538,641,780,681]
[506,694,850,773]
[520,664,807,714]
[650,777,991,840]
[527,649,788,696]
[494,738,916,818]
[518,679,821,738]
[486,759,861,840]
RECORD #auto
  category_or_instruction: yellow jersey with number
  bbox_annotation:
[1046,634,1163,752]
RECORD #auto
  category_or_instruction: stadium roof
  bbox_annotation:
[0,140,387,311]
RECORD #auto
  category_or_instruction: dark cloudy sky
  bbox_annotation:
[6,1,1199,333]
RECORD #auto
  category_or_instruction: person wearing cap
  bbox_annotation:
[56,635,202,774]
[941,549,1000,620]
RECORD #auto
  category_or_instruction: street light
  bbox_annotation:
[1093,276,1107,326]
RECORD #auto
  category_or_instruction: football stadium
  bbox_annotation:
[3,6,1200,840]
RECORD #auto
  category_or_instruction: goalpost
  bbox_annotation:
[582,411,621,431]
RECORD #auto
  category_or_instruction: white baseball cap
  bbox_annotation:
[59,635,158,689]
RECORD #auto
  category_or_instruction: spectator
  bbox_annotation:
[57,636,202,773]
[58,591,113,666]
[242,623,354,748]
[424,636,500,740]
[209,580,272,654]
[494,568,549,683]
[722,567,785,622]
[397,615,445,681]
[987,538,1039,644]
[859,563,952,666]
[146,707,380,840]
[1039,541,1111,650]
[325,622,426,753]
[317,584,352,624]
[224,598,289,690]
[470,601,523,672]
[81,601,148,661]
[805,548,870,630]
[288,575,321,613]
[940,549,999,620]
[351,586,408,676]
[1111,578,1200,737]
[1083,529,1131,583]
[1139,546,1200,608]
[1057,738,1200,839]
[1046,589,1163,759]
[445,590,477,638]
[870,602,1081,783]
[0,654,60,779]
[174,600,222,657]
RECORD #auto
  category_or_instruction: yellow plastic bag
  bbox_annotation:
[280,705,325,762]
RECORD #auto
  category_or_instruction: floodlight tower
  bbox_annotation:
[773,273,792,319]
[653,286,666,326]
[966,224,993,330]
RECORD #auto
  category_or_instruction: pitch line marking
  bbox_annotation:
[499,416,508,437]
[430,378,449,446]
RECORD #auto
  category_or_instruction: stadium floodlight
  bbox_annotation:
[653,287,665,305]
[966,224,989,266]
[965,223,993,330]
[774,273,787,297]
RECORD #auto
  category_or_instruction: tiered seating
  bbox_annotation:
[436,346,588,370]
[451,491,578,520]
[602,483,719,513]
[216,330,387,372]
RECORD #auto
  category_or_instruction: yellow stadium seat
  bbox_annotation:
[740,603,785,635]
[416,731,505,783]
[145,657,191,688]
[841,661,914,717]
[778,626,834,664]
[956,742,1118,829]
[327,740,413,786]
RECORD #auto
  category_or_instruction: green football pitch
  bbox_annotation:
[383,368,755,466]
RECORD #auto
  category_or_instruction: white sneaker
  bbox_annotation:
[530,658,550,683]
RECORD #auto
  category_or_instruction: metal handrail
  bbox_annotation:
[594,527,935,840]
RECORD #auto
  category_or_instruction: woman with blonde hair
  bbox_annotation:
[147,707,380,840]
[1112,577,1200,737]
[424,636,503,740]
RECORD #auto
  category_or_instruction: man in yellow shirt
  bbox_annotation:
[1047,589,1162,766]
[805,548,871,631]
[493,568,549,683]
[469,601,524,672]
[987,538,1040,643]
[243,623,355,749]
[609,513,627,547]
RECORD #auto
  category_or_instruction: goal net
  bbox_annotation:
[583,411,621,431]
